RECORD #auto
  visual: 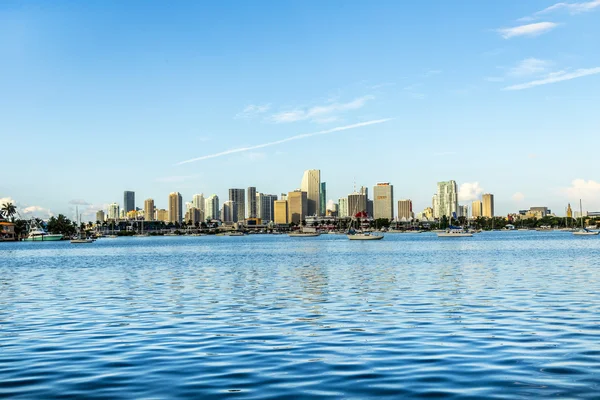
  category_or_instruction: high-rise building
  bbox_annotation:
[156,209,169,222]
[96,210,105,223]
[280,193,288,201]
[168,192,183,224]
[482,193,494,218]
[205,195,219,220]
[435,180,458,218]
[119,209,126,219]
[320,182,326,217]
[107,203,119,220]
[229,189,245,222]
[472,200,482,218]
[458,205,469,218]
[123,191,135,213]
[222,201,237,223]
[144,198,155,221]
[373,183,394,220]
[338,198,348,218]
[185,208,202,225]
[274,200,288,224]
[257,193,277,222]
[567,203,573,218]
[397,199,413,220]
[347,192,367,217]
[247,187,257,218]
[287,190,307,224]
[301,169,321,217]
[192,194,205,212]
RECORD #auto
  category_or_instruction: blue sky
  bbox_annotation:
[2,0,600,220]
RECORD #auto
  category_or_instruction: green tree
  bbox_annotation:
[1,202,17,221]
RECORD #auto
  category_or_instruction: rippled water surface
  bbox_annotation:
[1,232,600,399]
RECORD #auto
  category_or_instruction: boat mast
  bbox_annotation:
[580,199,583,229]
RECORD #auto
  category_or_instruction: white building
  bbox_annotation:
[338,198,348,218]
[205,194,219,220]
[107,203,120,220]
[222,200,237,223]
[434,180,458,219]
[192,194,205,212]
[301,169,321,216]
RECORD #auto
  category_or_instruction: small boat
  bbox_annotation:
[347,231,384,240]
[106,234,118,238]
[71,207,94,244]
[225,231,245,236]
[288,231,320,237]
[23,219,63,241]
[573,199,599,236]
[437,226,473,238]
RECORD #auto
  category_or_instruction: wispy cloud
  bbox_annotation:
[269,96,374,124]
[402,84,426,99]
[176,119,392,165]
[508,58,551,76]
[512,192,525,202]
[235,104,270,119]
[536,0,600,15]
[69,199,90,205]
[503,67,600,90]
[498,22,558,39]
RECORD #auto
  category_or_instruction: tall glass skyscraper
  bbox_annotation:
[229,189,245,222]
[301,169,320,217]
[434,180,458,219]
[319,182,326,217]
[123,191,135,213]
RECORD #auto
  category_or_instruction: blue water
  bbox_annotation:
[1,232,600,399]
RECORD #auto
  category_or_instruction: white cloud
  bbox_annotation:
[458,182,484,202]
[326,199,336,211]
[536,0,600,15]
[563,179,600,198]
[512,192,525,202]
[22,205,54,218]
[269,96,374,124]
[503,67,600,90]
[498,22,558,39]
[176,118,392,165]
[509,58,551,76]
[69,199,90,205]
[235,104,270,119]
[0,197,16,206]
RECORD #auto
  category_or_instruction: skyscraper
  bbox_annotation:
[482,193,494,218]
[347,192,367,217]
[192,194,205,212]
[144,198,155,221]
[222,201,237,223]
[107,203,120,220]
[373,182,394,220]
[338,198,348,218]
[229,189,245,222]
[458,205,469,218]
[472,200,482,218]
[96,210,105,223]
[124,191,135,213]
[247,187,257,218]
[168,192,183,224]
[397,199,413,220]
[257,193,277,222]
[301,169,321,217]
[287,190,307,225]
[320,182,326,217]
[274,200,288,224]
[156,209,169,222]
[205,195,219,220]
[435,180,458,218]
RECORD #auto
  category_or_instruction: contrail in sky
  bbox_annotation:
[176,118,392,165]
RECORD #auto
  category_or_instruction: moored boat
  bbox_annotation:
[437,226,473,238]
[23,219,63,241]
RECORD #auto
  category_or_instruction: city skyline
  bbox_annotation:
[2,2,600,219]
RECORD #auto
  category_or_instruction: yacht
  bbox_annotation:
[573,200,599,236]
[23,219,63,241]
[347,230,384,240]
[289,228,320,237]
[437,226,473,238]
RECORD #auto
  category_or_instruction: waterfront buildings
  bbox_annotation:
[567,203,573,218]
[144,198,155,221]
[287,190,307,224]
[192,194,205,212]
[434,180,458,218]
[222,200,237,223]
[274,200,288,224]
[123,191,135,213]
[373,182,394,220]
[247,187,257,218]
[156,209,169,222]
[347,191,367,217]
[257,193,277,222]
[472,200,482,218]
[458,205,469,218]
[338,198,348,218]
[107,203,119,220]
[229,189,245,222]
[205,195,219,220]
[320,182,326,217]
[168,192,183,224]
[301,169,321,216]
[185,208,202,225]
[397,199,413,220]
[96,210,105,223]
[482,193,494,218]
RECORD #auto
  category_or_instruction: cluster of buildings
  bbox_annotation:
[95,173,500,227]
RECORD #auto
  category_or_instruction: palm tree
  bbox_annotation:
[1,202,17,221]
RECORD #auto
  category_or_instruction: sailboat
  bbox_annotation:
[437,212,472,237]
[573,199,599,236]
[347,210,384,240]
[71,207,94,244]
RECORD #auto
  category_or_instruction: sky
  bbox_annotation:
[1,0,600,220]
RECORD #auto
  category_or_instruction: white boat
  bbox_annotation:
[347,231,384,240]
[225,231,245,236]
[23,219,63,241]
[437,227,473,238]
[573,199,599,236]
[288,231,320,237]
